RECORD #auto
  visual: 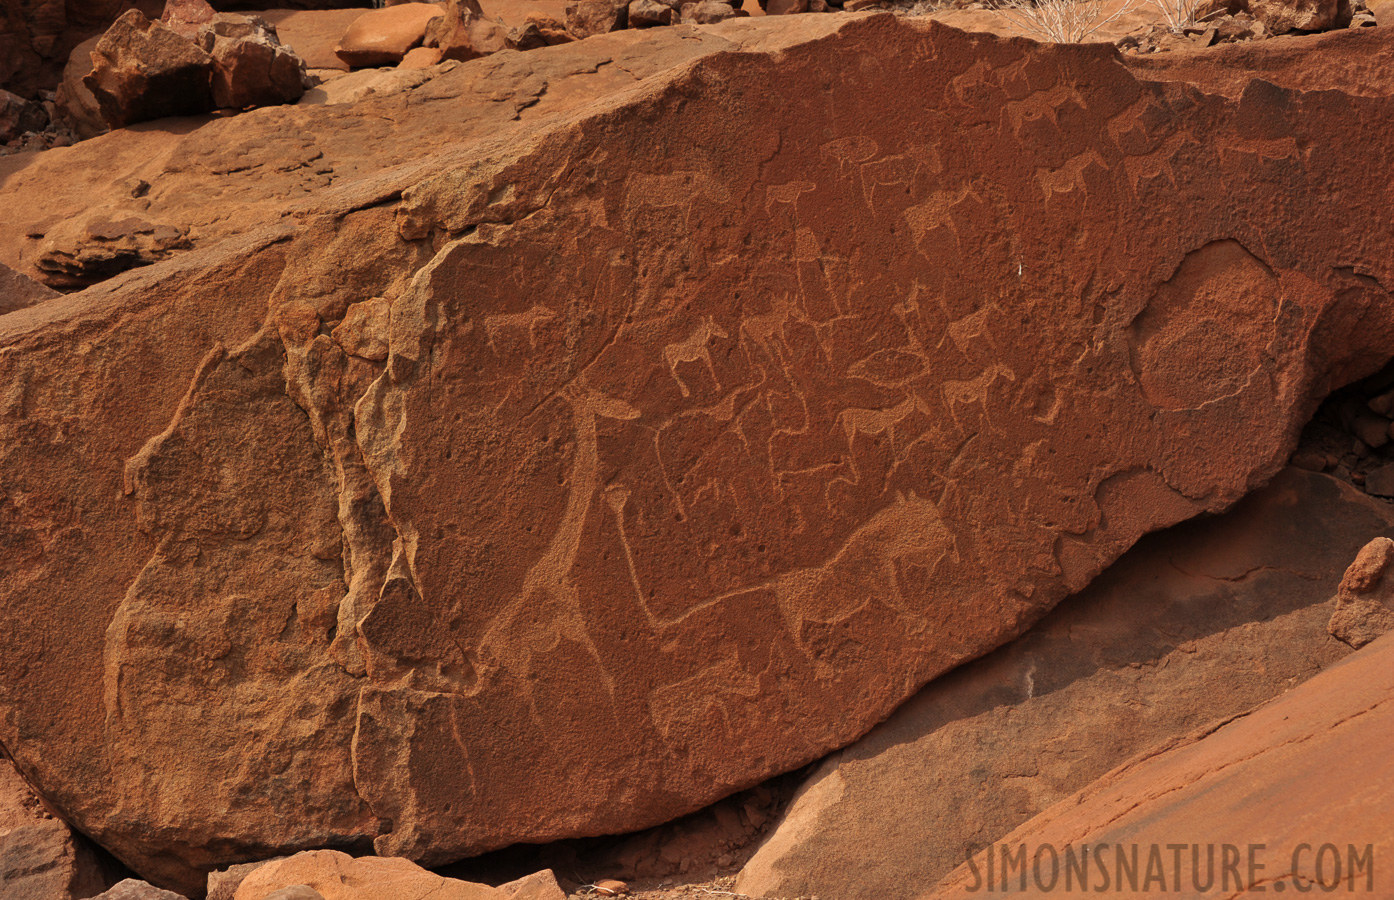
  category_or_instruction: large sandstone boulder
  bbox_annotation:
[196,13,307,108]
[0,758,109,899]
[736,467,1394,900]
[83,9,214,127]
[333,3,443,67]
[932,631,1394,897]
[5,13,1394,895]
[53,35,108,139]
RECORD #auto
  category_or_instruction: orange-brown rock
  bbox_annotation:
[333,3,443,67]
[5,13,1394,896]
[257,8,368,72]
[95,879,190,900]
[932,631,1394,897]
[53,35,108,138]
[737,468,1393,900]
[499,870,567,900]
[565,0,629,36]
[0,262,60,315]
[161,0,216,39]
[232,851,501,900]
[196,14,308,109]
[1200,0,1353,33]
[424,0,508,61]
[83,10,214,127]
[1328,535,1394,647]
[0,758,110,900]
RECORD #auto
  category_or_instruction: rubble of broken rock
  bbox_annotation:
[2,0,1380,155]
[5,1,1394,900]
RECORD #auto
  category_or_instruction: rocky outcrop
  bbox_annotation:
[736,467,1393,900]
[5,14,1394,895]
[932,631,1394,897]
[0,758,109,900]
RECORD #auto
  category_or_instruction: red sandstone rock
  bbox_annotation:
[83,10,214,127]
[5,15,1394,895]
[1201,0,1353,31]
[425,0,508,60]
[233,851,501,900]
[37,214,191,289]
[629,0,677,26]
[932,631,1394,897]
[680,1,741,22]
[499,870,567,900]
[53,35,108,138]
[737,468,1394,900]
[333,3,442,67]
[257,9,366,71]
[0,758,109,900]
[196,13,307,109]
[161,0,216,38]
[0,89,39,141]
[1328,536,1394,647]
[208,860,284,900]
[398,44,444,65]
[765,0,808,14]
[95,880,190,900]
[0,262,61,315]
[565,0,629,37]
[522,12,572,42]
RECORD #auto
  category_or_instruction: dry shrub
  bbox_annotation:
[998,0,1139,42]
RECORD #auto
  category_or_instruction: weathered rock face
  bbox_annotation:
[232,851,500,900]
[54,35,108,139]
[1327,535,1394,647]
[197,14,307,109]
[426,0,508,62]
[83,10,215,127]
[932,631,1394,897]
[333,3,443,67]
[0,1,367,102]
[736,467,1393,900]
[0,262,61,315]
[5,14,1394,895]
[0,758,110,900]
[95,879,191,900]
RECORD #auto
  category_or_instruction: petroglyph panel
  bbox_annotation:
[348,16,1394,865]
[6,14,1394,891]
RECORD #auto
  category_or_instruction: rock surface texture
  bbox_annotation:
[931,631,1394,897]
[0,262,61,315]
[232,850,500,900]
[1327,535,1394,647]
[4,13,1394,896]
[83,10,214,127]
[736,467,1394,900]
[0,758,109,900]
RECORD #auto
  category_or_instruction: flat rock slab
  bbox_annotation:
[737,467,1394,900]
[5,13,1394,895]
[932,630,1394,897]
